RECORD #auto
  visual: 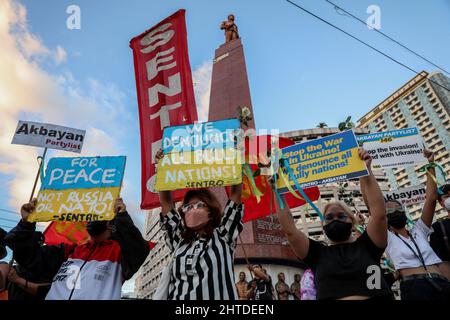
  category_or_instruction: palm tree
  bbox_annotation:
[316,122,328,128]
[338,116,355,131]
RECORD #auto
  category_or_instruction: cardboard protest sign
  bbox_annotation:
[28,156,126,222]
[356,128,426,169]
[277,130,368,191]
[12,120,85,153]
[155,119,242,191]
[383,185,426,206]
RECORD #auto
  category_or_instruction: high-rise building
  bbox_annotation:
[357,71,450,221]
[135,208,169,299]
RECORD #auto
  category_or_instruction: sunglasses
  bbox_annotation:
[181,201,207,214]
[324,212,349,222]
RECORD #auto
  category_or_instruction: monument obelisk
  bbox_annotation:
[208,15,304,273]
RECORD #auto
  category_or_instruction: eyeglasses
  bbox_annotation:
[181,201,207,214]
[386,208,405,215]
[324,212,348,222]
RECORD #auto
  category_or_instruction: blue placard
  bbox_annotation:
[41,156,126,190]
[162,118,240,154]
[282,129,358,158]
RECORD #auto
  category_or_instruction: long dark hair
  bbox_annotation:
[178,189,223,243]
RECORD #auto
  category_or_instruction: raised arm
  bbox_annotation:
[359,148,388,248]
[248,265,270,282]
[274,191,310,260]
[230,181,242,204]
[155,149,174,215]
[112,198,150,281]
[421,149,438,227]
[5,200,67,273]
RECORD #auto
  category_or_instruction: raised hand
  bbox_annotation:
[20,198,37,222]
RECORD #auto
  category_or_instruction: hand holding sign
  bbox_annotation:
[358,148,372,172]
[20,198,37,222]
[424,149,434,163]
[114,197,126,214]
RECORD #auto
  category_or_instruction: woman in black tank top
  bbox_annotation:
[276,148,393,300]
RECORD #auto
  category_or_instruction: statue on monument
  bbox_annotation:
[220,14,239,43]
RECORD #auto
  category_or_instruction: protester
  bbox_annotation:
[430,184,450,279]
[276,148,393,300]
[235,271,249,300]
[246,264,274,300]
[275,272,290,300]
[156,149,243,300]
[290,273,302,300]
[0,228,8,300]
[384,152,450,300]
[246,278,257,300]
[5,197,149,300]
[300,269,316,300]
[5,231,54,300]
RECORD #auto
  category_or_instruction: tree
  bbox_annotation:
[316,122,328,128]
[338,116,355,131]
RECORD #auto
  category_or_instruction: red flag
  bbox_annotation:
[148,241,156,250]
[239,135,320,223]
[43,221,89,246]
[130,10,198,209]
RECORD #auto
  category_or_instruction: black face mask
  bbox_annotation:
[387,211,407,229]
[323,220,353,242]
[86,221,108,237]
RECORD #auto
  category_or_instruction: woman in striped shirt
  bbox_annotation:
[156,150,243,300]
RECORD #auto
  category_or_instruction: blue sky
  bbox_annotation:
[0,0,449,292]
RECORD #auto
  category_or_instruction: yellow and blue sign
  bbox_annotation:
[28,156,126,222]
[277,130,368,192]
[155,119,242,191]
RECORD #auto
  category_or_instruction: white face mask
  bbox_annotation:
[444,197,450,211]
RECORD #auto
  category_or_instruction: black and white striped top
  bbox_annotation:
[160,200,244,300]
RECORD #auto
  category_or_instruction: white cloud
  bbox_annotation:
[0,0,131,212]
[192,60,212,122]
[54,45,67,65]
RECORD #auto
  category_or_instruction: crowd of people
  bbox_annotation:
[0,147,450,300]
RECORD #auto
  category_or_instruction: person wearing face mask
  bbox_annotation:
[276,148,393,300]
[384,150,450,300]
[430,184,450,280]
[155,149,243,300]
[4,197,150,300]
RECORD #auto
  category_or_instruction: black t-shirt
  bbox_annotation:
[254,278,273,300]
[430,219,450,262]
[303,231,392,300]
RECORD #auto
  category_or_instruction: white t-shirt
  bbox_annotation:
[386,218,442,270]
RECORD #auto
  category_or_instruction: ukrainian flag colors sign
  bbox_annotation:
[28,156,126,222]
[277,130,368,191]
[155,119,242,191]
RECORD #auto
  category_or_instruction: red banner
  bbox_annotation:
[240,135,320,223]
[130,10,198,209]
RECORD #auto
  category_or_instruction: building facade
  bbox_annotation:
[357,71,450,221]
